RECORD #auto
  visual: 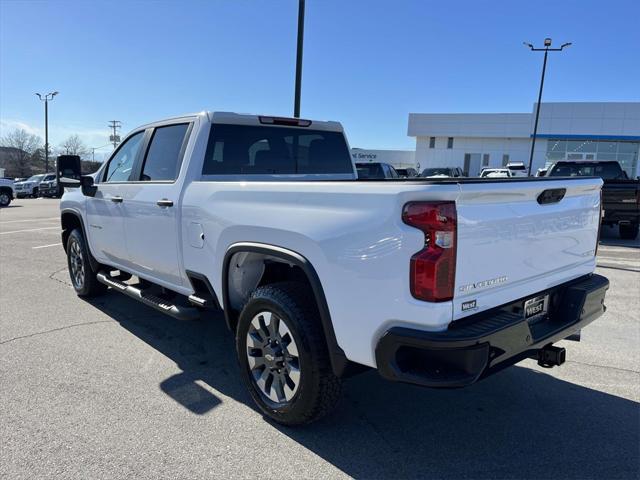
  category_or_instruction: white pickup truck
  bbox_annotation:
[59,112,609,425]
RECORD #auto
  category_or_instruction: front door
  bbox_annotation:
[123,122,192,288]
[85,131,145,268]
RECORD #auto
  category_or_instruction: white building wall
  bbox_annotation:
[415,136,538,175]
[536,102,640,137]
[408,103,640,177]
[351,149,416,169]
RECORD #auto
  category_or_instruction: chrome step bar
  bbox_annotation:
[96,271,200,321]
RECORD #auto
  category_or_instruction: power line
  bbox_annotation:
[108,120,122,149]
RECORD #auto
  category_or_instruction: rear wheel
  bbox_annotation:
[236,282,341,425]
[620,222,639,240]
[66,228,106,297]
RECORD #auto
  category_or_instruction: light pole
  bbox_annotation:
[293,0,305,118]
[523,39,571,176]
[35,91,59,173]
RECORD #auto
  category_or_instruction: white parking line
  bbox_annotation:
[32,242,63,250]
[0,226,60,235]
[0,217,59,224]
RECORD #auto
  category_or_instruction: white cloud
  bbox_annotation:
[0,118,116,162]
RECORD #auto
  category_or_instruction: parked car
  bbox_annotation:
[355,162,399,179]
[420,167,464,178]
[39,178,62,198]
[479,168,511,178]
[0,178,15,206]
[505,161,528,177]
[395,167,419,178]
[547,160,639,239]
[14,173,55,198]
[59,111,608,425]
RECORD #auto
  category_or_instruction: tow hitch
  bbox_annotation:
[537,344,566,368]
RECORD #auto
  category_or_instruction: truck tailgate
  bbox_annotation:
[453,178,602,320]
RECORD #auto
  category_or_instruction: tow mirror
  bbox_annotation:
[57,155,97,197]
[57,155,81,188]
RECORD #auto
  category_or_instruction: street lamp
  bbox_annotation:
[523,39,571,175]
[35,91,59,173]
[293,0,305,118]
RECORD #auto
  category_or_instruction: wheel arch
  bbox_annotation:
[222,242,351,377]
[60,209,99,272]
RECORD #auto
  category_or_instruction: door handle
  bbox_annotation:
[156,199,174,208]
[110,196,123,203]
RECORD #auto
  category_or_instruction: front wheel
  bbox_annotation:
[0,191,11,207]
[66,228,106,297]
[236,282,342,425]
[620,222,639,240]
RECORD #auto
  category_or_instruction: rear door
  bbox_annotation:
[122,122,192,288]
[453,178,602,319]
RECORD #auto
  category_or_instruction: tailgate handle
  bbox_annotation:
[537,188,566,205]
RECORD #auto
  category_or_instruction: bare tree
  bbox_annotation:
[0,129,43,177]
[59,134,90,159]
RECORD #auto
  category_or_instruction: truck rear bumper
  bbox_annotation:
[375,274,609,388]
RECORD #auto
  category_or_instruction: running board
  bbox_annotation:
[96,271,200,321]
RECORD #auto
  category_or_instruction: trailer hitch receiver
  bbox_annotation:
[537,344,566,368]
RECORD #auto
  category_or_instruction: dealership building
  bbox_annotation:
[407,102,640,177]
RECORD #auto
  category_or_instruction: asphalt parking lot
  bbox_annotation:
[1,198,639,479]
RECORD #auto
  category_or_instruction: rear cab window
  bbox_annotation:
[202,124,354,177]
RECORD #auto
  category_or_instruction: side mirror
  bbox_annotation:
[80,175,97,197]
[57,155,82,188]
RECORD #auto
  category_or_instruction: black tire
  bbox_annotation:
[620,223,639,240]
[236,282,341,425]
[31,187,38,198]
[0,190,11,207]
[66,228,107,297]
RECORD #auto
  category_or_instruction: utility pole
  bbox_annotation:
[108,120,122,149]
[35,91,59,173]
[293,0,305,118]
[523,38,571,176]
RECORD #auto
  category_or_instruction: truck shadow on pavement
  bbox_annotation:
[85,292,640,480]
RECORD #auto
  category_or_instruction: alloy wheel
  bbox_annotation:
[246,311,301,405]
[69,239,85,289]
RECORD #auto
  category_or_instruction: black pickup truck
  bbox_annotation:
[547,161,640,239]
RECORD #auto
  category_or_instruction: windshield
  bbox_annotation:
[356,163,384,179]
[26,175,45,182]
[548,162,625,179]
[422,168,451,176]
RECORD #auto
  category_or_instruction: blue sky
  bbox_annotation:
[1,0,638,161]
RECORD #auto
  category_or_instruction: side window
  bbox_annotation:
[140,124,190,181]
[104,132,144,182]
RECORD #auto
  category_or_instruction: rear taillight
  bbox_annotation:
[402,202,457,302]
